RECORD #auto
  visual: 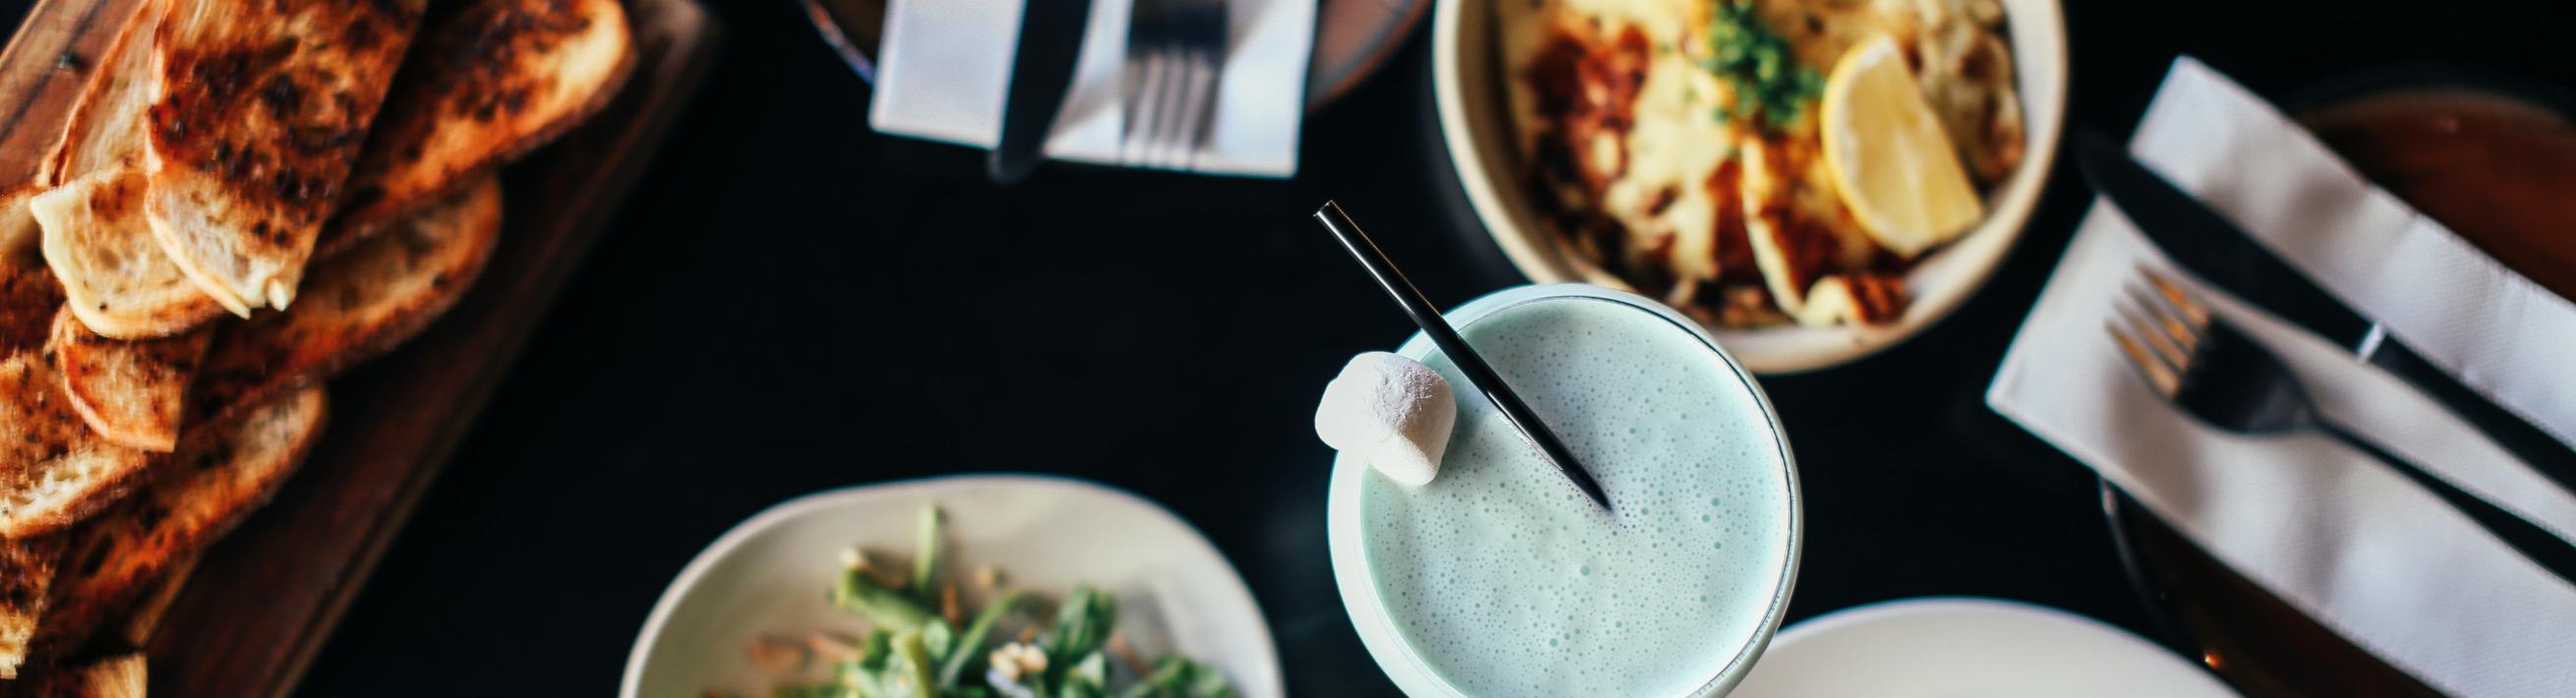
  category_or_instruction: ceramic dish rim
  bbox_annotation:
[1429,0,2072,374]
[618,473,1285,698]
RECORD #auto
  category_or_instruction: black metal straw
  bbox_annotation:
[1312,201,1613,512]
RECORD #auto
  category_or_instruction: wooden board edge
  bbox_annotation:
[255,6,725,695]
[105,0,726,694]
[0,0,137,185]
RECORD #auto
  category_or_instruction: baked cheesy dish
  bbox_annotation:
[1501,0,2023,327]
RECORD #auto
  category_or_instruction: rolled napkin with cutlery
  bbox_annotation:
[1989,57,2576,697]
[869,0,1316,178]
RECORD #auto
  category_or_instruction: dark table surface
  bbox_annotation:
[4,0,2566,695]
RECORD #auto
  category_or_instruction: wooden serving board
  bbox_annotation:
[0,0,719,694]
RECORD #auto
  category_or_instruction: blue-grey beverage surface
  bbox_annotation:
[1361,297,1793,696]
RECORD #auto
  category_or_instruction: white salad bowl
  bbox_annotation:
[622,475,1284,698]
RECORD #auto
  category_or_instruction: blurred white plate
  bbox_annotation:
[1732,598,2238,698]
[621,475,1284,698]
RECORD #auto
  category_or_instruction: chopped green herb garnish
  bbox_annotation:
[1702,0,1823,133]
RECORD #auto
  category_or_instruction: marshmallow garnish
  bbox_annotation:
[1315,352,1458,487]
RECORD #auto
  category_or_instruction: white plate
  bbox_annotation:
[621,475,1284,698]
[1433,0,2070,374]
[1731,598,2239,698]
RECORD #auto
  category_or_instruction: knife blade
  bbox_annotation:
[988,0,1095,184]
[2074,131,2576,493]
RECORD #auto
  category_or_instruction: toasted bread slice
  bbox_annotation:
[329,0,631,250]
[40,388,325,662]
[38,0,157,189]
[0,186,38,258]
[144,0,428,315]
[114,554,194,647]
[30,0,221,341]
[0,258,149,538]
[0,535,66,680]
[0,255,65,355]
[13,652,146,697]
[49,309,211,453]
[195,175,498,421]
[32,167,225,339]
[0,266,67,681]
[0,355,151,539]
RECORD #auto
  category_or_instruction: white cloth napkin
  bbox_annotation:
[868,0,1316,178]
[1988,57,2576,697]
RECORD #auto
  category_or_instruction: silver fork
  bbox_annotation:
[2108,267,2576,584]
[1121,0,1228,170]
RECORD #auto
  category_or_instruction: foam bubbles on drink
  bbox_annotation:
[1360,298,1791,697]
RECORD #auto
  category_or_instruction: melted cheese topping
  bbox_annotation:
[1502,0,2020,327]
[1606,52,1736,281]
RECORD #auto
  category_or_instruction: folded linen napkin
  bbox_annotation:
[1988,57,2576,697]
[869,0,1317,178]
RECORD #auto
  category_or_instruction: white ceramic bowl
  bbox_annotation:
[1326,283,1802,696]
[621,475,1284,698]
[1433,0,2070,373]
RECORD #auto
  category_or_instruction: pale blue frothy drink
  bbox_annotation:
[1327,284,1800,697]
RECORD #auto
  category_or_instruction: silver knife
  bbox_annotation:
[2074,131,2576,491]
[988,0,1096,184]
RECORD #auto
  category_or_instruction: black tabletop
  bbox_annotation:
[5,0,2567,695]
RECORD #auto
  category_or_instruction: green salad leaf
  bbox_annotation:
[778,507,1235,698]
[832,567,936,634]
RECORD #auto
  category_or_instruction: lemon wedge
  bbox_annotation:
[1820,35,1984,258]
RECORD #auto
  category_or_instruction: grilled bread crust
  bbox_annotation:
[39,0,157,190]
[12,652,147,697]
[144,0,429,315]
[0,0,631,684]
[0,355,150,541]
[0,535,67,680]
[48,310,211,453]
[12,175,491,668]
[32,1,224,341]
[32,168,226,340]
[0,188,37,258]
[194,174,498,423]
[0,258,63,355]
[111,553,195,647]
[37,388,325,665]
[0,260,149,540]
[330,0,632,252]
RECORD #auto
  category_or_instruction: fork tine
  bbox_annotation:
[2139,267,2210,327]
[2108,323,2181,397]
[2131,283,2201,355]
[2118,303,2192,375]
[1169,51,1215,169]
[1122,44,1166,163]
[1134,0,1186,166]
[1119,0,1226,170]
[1121,0,1160,162]
[1152,49,1197,168]
[1138,0,1220,170]
[1148,37,1192,168]
[1128,65,1159,160]
[1177,0,1227,168]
